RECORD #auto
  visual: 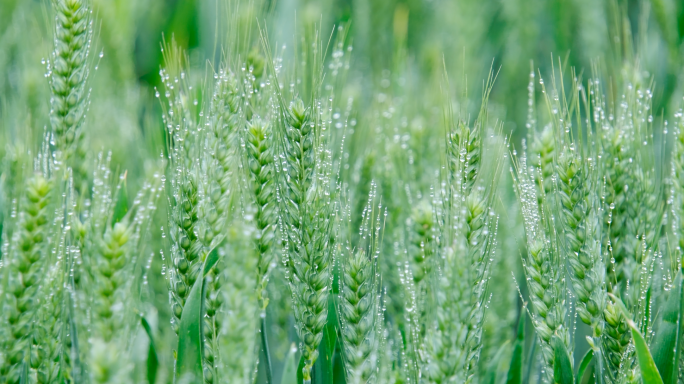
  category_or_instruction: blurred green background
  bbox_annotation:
[3,0,684,171]
[2,0,684,382]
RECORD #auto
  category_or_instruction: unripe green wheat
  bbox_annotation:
[530,124,555,198]
[91,221,131,339]
[448,120,481,193]
[245,117,276,311]
[557,149,606,334]
[407,200,435,306]
[201,67,242,382]
[80,163,160,383]
[340,247,379,384]
[279,98,334,383]
[217,231,258,384]
[50,0,91,187]
[34,259,68,384]
[422,105,500,383]
[1,174,52,384]
[338,190,382,384]
[169,173,202,334]
[590,80,663,377]
[513,149,570,376]
[602,299,630,368]
[159,51,205,337]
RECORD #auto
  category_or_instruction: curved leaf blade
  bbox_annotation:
[141,316,159,384]
[175,248,221,382]
[577,349,594,384]
[631,324,664,384]
[175,274,203,382]
[552,336,574,384]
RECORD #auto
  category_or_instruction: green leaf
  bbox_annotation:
[577,349,594,384]
[281,344,298,384]
[175,273,203,381]
[112,173,128,225]
[631,324,664,384]
[332,341,346,384]
[296,354,305,384]
[317,300,337,384]
[483,341,510,384]
[506,308,526,384]
[608,293,664,384]
[141,316,159,384]
[651,273,683,384]
[175,247,221,382]
[202,246,220,275]
[552,336,574,384]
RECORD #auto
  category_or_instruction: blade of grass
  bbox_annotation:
[576,349,594,384]
[552,336,574,384]
[261,316,273,384]
[297,354,305,384]
[141,316,159,384]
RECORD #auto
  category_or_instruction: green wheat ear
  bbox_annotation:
[201,66,242,382]
[407,200,435,290]
[530,124,555,198]
[280,97,333,383]
[50,0,91,188]
[338,184,383,384]
[245,117,276,311]
[159,44,206,339]
[1,174,53,384]
[514,141,570,379]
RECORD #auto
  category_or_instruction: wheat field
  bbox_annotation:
[0,0,683,383]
